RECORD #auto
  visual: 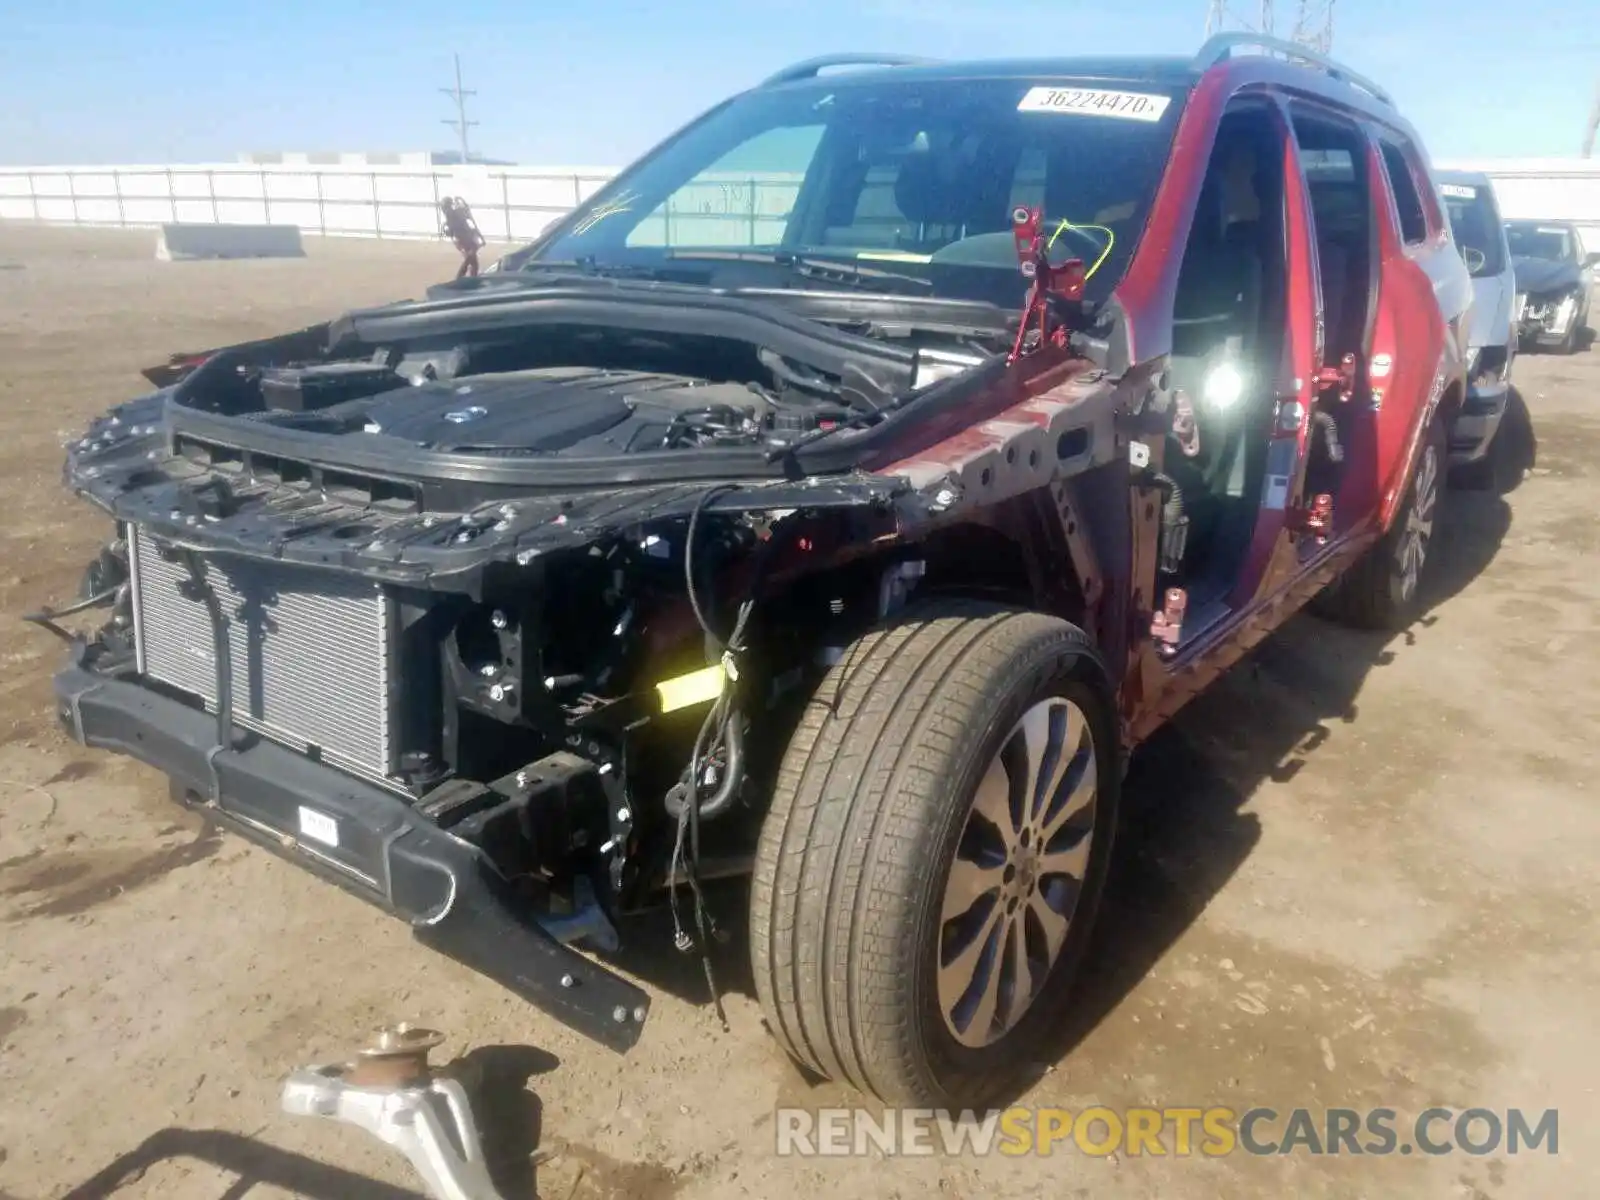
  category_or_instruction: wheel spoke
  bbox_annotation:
[1415,445,1435,493]
[1030,702,1078,827]
[1408,448,1438,566]
[964,962,1003,1045]
[943,907,1004,1040]
[942,854,1004,923]
[1027,891,1073,962]
[1000,917,1034,1030]
[1017,702,1057,826]
[942,897,1000,982]
[969,756,1014,845]
[1037,837,1091,883]
[938,693,1101,1049]
[1039,748,1096,844]
[1399,530,1421,595]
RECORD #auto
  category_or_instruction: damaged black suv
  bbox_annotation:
[39,38,1469,1107]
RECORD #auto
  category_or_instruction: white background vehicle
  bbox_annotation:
[1436,170,1516,478]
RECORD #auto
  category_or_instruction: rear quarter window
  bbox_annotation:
[1378,140,1430,245]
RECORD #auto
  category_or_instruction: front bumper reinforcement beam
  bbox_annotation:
[53,644,650,1052]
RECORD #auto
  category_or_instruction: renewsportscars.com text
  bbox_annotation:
[775,1106,1559,1158]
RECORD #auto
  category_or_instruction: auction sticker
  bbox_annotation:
[297,806,340,848]
[1017,86,1172,122]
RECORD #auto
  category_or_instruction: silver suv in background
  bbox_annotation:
[1437,171,1515,475]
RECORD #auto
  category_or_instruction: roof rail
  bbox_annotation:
[759,54,937,87]
[1194,33,1394,107]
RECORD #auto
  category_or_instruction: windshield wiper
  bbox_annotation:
[510,250,937,296]
[662,250,935,295]
[514,257,664,280]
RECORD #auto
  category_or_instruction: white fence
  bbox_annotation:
[1435,157,1600,251]
[0,163,807,249]
[0,164,616,243]
[2,158,1597,251]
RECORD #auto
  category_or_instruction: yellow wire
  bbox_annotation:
[1047,217,1116,280]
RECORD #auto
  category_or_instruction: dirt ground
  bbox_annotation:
[0,224,1597,1200]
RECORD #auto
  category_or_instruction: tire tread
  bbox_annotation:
[749,600,1100,1103]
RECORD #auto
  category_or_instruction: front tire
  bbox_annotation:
[749,602,1120,1106]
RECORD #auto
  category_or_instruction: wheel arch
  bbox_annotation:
[1380,371,1458,535]
[909,494,1097,633]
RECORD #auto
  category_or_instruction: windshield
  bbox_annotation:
[526,75,1186,309]
[1440,183,1505,278]
[1506,222,1573,263]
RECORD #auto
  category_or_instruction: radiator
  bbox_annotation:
[129,527,395,787]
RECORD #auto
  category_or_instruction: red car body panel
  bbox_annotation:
[870,52,1470,749]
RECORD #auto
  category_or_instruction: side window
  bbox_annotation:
[1378,141,1428,245]
[625,125,824,249]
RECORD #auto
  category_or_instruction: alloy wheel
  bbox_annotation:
[1399,443,1439,602]
[937,696,1098,1049]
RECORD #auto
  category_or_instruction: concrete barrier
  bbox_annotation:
[155,222,305,261]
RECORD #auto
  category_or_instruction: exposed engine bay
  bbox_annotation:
[362,368,850,455]
[217,357,875,460]
[152,282,1019,476]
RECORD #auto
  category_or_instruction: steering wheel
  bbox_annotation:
[1461,245,1487,274]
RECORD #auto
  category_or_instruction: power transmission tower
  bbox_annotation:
[1584,76,1600,157]
[1206,0,1273,38]
[1205,0,1336,52]
[439,53,479,165]
[1290,0,1336,52]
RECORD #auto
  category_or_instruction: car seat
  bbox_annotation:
[1160,131,1272,580]
[1166,142,1265,469]
[885,132,1015,253]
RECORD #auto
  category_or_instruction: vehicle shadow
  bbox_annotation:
[608,880,760,1011]
[48,1045,557,1200]
[1492,385,1538,494]
[610,481,1513,1106]
[55,1127,428,1200]
[1012,478,1512,1093]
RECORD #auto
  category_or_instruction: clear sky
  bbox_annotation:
[1,0,1595,167]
